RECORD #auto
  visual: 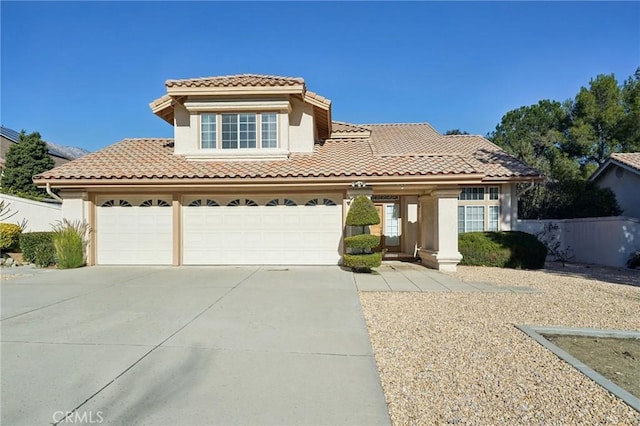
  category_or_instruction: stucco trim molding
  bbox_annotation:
[418,248,463,272]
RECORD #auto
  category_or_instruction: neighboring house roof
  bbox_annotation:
[34,123,541,185]
[0,125,71,160]
[589,152,640,182]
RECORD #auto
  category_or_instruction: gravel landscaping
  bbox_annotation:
[360,262,640,425]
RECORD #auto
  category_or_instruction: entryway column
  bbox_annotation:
[418,188,462,271]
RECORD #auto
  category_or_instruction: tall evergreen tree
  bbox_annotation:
[1,131,55,196]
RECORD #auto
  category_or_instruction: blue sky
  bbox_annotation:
[1,1,638,152]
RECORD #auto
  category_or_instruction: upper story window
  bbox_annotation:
[201,114,217,149]
[201,112,277,150]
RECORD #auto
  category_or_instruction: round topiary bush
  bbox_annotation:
[458,231,547,269]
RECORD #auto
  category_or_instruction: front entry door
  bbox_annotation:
[372,203,401,252]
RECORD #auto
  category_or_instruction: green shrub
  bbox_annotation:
[459,231,547,269]
[0,223,22,251]
[344,195,382,271]
[33,242,56,267]
[343,252,383,270]
[346,195,380,226]
[20,232,55,263]
[52,219,89,269]
[344,234,380,250]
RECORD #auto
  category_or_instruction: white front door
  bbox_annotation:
[182,195,343,265]
[96,197,173,265]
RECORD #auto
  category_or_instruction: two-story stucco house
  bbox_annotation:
[34,74,541,271]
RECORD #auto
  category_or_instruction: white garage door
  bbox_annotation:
[96,197,173,265]
[182,195,343,265]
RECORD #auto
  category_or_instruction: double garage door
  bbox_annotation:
[96,195,343,265]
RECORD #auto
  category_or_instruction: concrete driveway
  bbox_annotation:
[1,266,390,425]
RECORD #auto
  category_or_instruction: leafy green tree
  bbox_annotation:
[1,131,55,196]
[566,73,625,165]
[444,129,470,135]
[620,67,640,152]
[488,100,575,218]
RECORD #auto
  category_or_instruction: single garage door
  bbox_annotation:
[182,195,343,265]
[96,197,173,265]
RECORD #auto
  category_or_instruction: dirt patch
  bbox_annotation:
[544,335,640,398]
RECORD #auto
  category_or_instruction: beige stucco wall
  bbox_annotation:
[500,183,518,230]
[288,97,315,153]
[173,104,198,155]
[596,166,640,219]
[402,195,419,255]
[172,96,315,156]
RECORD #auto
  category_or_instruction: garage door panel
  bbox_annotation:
[182,199,342,265]
[97,204,172,265]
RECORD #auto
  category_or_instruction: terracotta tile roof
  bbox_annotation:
[611,152,640,173]
[332,121,371,133]
[35,124,541,184]
[165,74,305,88]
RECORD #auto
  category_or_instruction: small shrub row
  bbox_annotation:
[0,223,22,251]
[20,232,56,266]
[459,231,547,269]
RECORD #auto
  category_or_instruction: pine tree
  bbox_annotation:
[1,131,55,197]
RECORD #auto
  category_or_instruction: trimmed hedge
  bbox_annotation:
[346,195,380,227]
[0,223,22,251]
[344,234,381,250]
[459,231,547,269]
[20,232,55,263]
[343,252,383,270]
[33,242,56,267]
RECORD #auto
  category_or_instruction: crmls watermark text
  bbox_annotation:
[52,410,104,424]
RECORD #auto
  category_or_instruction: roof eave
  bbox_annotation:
[166,84,305,97]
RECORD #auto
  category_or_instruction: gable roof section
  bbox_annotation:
[589,152,640,182]
[34,123,541,186]
[151,74,332,139]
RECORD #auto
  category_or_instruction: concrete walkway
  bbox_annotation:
[1,266,390,425]
[355,261,539,293]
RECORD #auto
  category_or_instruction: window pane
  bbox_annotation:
[222,114,238,149]
[465,206,485,232]
[239,113,256,149]
[459,187,485,200]
[458,206,465,233]
[201,114,216,149]
[384,204,400,246]
[489,206,499,231]
[261,113,278,148]
[489,187,499,200]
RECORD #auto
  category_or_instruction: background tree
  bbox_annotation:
[566,73,625,168]
[488,67,639,219]
[444,129,470,135]
[1,131,55,197]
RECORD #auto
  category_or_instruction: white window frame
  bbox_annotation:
[457,186,501,233]
[200,112,278,150]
